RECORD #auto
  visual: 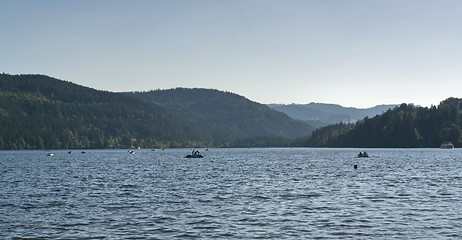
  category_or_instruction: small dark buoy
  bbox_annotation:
[354,164,358,169]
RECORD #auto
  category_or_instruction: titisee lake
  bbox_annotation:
[1,148,462,239]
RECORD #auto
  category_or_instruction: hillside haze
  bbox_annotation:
[267,103,397,128]
[127,88,315,144]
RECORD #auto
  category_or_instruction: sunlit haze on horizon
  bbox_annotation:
[1,0,461,108]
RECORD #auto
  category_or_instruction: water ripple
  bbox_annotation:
[1,148,462,239]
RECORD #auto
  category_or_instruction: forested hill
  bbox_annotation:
[0,74,206,149]
[305,98,462,148]
[3,74,460,149]
[0,74,314,150]
[127,88,315,142]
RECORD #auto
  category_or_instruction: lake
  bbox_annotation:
[1,148,461,239]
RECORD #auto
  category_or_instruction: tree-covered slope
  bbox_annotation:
[0,74,206,149]
[128,88,315,142]
[305,98,462,148]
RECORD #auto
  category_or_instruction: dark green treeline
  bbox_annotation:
[305,98,462,148]
[0,74,207,149]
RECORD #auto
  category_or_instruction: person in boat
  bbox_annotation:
[358,152,369,157]
[192,149,200,156]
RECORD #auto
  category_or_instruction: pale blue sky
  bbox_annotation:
[1,0,462,108]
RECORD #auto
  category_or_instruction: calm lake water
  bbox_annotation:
[1,148,462,239]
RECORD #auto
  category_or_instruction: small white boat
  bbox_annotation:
[47,153,54,157]
[440,142,454,149]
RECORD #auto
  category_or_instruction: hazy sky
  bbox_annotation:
[2,0,462,108]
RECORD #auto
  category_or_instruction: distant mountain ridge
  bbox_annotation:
[267,103,398,128]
